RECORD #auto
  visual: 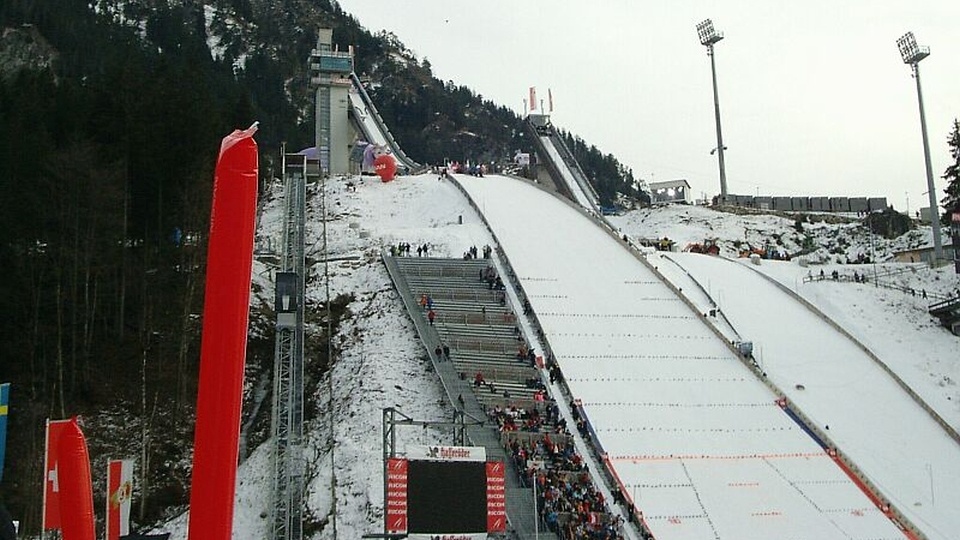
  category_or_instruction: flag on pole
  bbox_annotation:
[43,419,73,530]
[0,383,8,483]
[106,459,134,540]
[529,87,537,111]
[548,88,553,113]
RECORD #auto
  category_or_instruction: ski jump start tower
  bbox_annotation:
[309,29,354,176]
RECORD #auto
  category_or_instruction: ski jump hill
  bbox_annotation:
[450,173,960,540]
[345,80,957,538]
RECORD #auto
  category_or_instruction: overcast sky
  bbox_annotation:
[336,0,959,210]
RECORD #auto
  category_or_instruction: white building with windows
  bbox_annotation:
[649,179,691,204]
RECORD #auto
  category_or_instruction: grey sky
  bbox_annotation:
[337,0,959,210]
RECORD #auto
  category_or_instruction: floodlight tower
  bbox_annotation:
[697,18,728,200]
[897,31,943,264]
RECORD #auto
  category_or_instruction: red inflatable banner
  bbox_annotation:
[187,124,259,540]
[374,154,397,182]
[57,418,95,540]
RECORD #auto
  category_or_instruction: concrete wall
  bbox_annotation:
[772,197,792,211]
[810,197,829,211]
[829,197,850,212]
[329,84,352,175]
[849,197,869,212]
[868,197,888,212]
[719,194,890,214]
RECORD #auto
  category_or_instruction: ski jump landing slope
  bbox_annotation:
[456,174,909,540]
[661,253,960,540]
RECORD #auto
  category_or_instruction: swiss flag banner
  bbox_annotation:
[43,419,73,530]
[106,459,135,540]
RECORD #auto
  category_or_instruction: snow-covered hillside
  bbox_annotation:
[159,174,958,540]
[609,204,960,430]
[609,203,947,268]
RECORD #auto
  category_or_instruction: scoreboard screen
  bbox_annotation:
[386,446,505,537]
[407,460,487,534]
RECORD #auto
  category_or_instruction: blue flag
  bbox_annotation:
[0,383,8,483]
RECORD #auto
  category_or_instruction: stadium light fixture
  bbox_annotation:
[696,19,723,46]
[897,32,929,64]
[897,31,943,264]
[697,19,728,200]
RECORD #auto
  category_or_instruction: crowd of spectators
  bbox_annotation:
[487,399,624,540]
[388,241,431,257]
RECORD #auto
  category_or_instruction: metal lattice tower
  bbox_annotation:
[271,152,310,540]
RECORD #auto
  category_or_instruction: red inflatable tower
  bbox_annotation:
[187,124,259,540]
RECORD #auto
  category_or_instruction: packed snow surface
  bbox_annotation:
[458,175,943,540]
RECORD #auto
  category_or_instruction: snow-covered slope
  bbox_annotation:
[158,175,959,540]
[609,205,960,430]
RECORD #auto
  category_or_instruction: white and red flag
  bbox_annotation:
[106,459,135,540]
[42,419,73,530]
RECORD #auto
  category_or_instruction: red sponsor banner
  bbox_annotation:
[486,461,506,533]
[106,459,134,540]
[43,419,73,530]
[385,458,408,533]
[529,87,537,111]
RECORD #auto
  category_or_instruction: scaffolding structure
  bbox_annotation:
[271,152,313,540]
[380,408,481,535]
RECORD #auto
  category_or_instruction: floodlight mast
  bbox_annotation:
[898,31,943,264]
[697,19,728,200]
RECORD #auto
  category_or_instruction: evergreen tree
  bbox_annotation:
[941,119,960,224]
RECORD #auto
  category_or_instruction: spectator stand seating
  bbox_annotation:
[391,254,627,540]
